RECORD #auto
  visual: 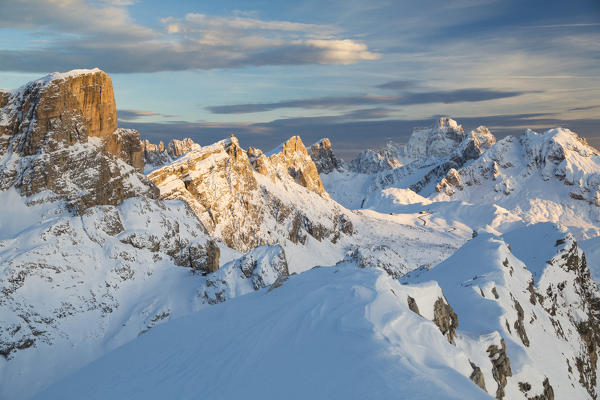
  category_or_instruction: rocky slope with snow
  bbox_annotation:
[1,70,599,400]
[34,223,600,400]
[141,137,198,173]
[148,135,352,254]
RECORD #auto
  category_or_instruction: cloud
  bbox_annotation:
[376,80,422,90]
[568,105,600,112]
[0,1,379,73]
[117,109,179,121]
[206,88,535,114]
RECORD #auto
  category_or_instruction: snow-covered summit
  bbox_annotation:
[348,139,404,174]
[406,117,466,161]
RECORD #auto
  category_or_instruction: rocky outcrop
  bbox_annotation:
[0,69,156,212]
[265,136,327,196]
[200,245,289,304]
[349,140,403,174]
[309,138,343,174]
[432,297,459,344]
[343,245,409,278]
[536,235,600,399]
[470,361,487,391]
[149,135,353,253]
[141,138,197,171]
[487,339,513,399]
[406,117,465,161]
[409,125,495,193]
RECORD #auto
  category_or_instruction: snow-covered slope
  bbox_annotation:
[34,266,491,400]
[0,189,294,399]
[321,121,600,242]
[36,223,600,400]
[435,128,600,238]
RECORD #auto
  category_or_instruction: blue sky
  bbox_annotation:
[0,0,599,158]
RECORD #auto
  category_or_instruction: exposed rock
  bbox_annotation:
[149,135,353,253]
[308,138,343,174]
[432,297,459,344]
[0,69,156,212]
[410,125,495,193]
[407,295,420,315]
[201,245,289,304]
[469,361,487,391]
[513,298,530,347]
[187,240,220,273]
[141,138,197,171]
[435,128,600,207]
[406,117,465,160]
[344,245,409,278]
[487,339,513,399]
[529,378,555,400]
[349,140,403,174]
[266,136,327,196]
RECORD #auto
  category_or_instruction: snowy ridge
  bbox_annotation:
[34,223,600,400]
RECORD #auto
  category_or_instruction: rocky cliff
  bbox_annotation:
[309,138,344,174]
[149,135,352,253]
[141,137,198,172]
[406,117,466,160]
[0,69,157,212]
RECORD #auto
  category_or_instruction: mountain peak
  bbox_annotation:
[0,69,157,211]
[309,138,343,174]
[406,117,465,161]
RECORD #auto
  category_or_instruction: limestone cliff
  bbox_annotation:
[309,138,344,174]
[149,135,353,253]
[0,69,157,211]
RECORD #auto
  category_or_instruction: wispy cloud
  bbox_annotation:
[568,105,600,112]
[117,109,179,121]
[375,80,422,90]
[206,88,535,114]
[0,1,379,73]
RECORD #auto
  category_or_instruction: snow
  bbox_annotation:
[34,267,491,400]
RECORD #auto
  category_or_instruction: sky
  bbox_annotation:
[0,0,599,159]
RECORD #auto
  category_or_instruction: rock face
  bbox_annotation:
[200,245,289,304]
[432,297,459,344]
[265,136,327,195]
[309,138,343,174]
[149,135,353,253]
[488,339,513,399]
[349,140,404,174]
[406,117,465,160]
[141,138,197,172]
[0,69,157,212]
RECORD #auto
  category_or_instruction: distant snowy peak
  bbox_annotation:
[349,139,404,174]
[141,137,199,172]
[436,127,600,206]
[406,117,465,161]
[308,138,344,174]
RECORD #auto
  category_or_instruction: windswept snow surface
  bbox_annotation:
[36,267,490,400]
